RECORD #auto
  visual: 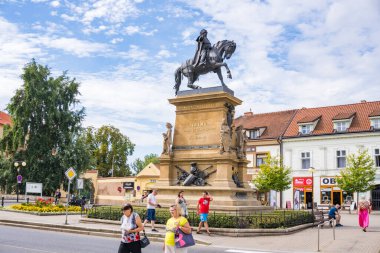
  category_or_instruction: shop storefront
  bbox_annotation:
[293,177,313,210]
[320,176,350,206]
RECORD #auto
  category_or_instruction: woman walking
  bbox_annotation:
[176,191,188,218]
[358,196,371,232]
[164,205,192,253]
[118,204,144,253]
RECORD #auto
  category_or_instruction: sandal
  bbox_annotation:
[196,231,202,234]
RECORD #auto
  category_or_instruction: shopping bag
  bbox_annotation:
[175,228,195,248]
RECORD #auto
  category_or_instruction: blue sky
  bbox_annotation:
[1,0,380,163]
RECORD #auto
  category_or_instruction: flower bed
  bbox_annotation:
[9,197,81,213]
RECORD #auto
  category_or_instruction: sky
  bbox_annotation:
[1,0,380,163]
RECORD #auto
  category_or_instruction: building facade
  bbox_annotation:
[282,101,380,210]
[235,110,297,204]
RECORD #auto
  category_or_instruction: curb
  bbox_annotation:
[0,219,211,246]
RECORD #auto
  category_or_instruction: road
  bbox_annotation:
[0,225,280,253]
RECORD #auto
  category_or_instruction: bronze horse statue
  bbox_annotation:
[174,40,237,95]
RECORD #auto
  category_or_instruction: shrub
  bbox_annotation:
[87,206,313,229]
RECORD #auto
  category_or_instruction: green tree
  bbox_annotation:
[131,153,159,175]
[253,154,292,208]
[85,125,135,177]
[336,149,376,204]
[0,60,87,195]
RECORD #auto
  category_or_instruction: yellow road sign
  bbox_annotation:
[65,167,77,181]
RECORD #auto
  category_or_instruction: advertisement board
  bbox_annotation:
[25,182,43,195]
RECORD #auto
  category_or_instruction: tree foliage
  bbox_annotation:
[84,125,135,177]
[0,60,88,195]
[336,149,376,197]
[131,153,159,175]
[253,154,292,192]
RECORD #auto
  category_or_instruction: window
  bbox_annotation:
[301,152,311,169]
[335,122,348,132]
[301,125,312,134]
[249,130,260,139]
[337,150,346,168]
[375,149,380,167]
[372,119,380,129]
[256,154,267,167]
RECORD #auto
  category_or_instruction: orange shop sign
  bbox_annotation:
[293,177,313,187]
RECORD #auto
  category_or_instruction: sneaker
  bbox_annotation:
[151,229,159,232]
[336,224,343,227]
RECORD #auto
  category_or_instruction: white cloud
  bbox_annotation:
[117,45,149,61]
[66,0,140,25]
[50,0,60,8]
[156,16,164,22]
[124,25,140,35]
[36,37,110,57]
[184,0,380,114]
[110,38,124,44]
[156,49,175,59]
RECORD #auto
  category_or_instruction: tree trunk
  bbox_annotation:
[356,191,359,209]
[280,191,283,209]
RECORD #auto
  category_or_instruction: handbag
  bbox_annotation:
[175,228,195,248]
[139,230,150,248]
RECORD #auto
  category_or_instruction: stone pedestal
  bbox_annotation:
[155,87,265,211]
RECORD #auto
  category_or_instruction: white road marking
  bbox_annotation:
[1,243,58,253]
[225,250,275,253]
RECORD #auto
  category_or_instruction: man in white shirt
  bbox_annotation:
[143,189,160,232]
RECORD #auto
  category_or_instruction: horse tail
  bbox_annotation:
[174,67,182,95]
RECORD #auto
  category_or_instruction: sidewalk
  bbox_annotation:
[0,210,379,252]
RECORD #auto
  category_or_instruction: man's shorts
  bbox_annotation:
[146,209,156,221]
[328,214,336,220]
[200,213,208,222]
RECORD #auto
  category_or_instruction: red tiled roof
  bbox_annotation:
[235,109,297,139]
[0,111,11,125]
[297,115,321,124]
[369,109,380,117]
[284,101,380,137]
[332,112,356,120]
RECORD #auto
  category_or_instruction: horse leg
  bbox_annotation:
[174,67,182,95]
[214,63,232,79]
[215,68,226,87]
[187,74,201,90]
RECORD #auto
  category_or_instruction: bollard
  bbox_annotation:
[317,224,321,252]
[1,197,4,207]
[333,220,335,240]
[27,197,29,204]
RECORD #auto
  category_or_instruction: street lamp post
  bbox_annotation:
[308,167,316,220]
[14,161,26,203]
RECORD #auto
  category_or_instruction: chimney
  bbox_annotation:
[244,111,253,117]
[360,100,367,103]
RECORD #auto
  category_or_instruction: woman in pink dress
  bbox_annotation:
[358,196,371,232]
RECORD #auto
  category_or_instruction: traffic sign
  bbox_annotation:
[77,178,84,189]
[65,167,77,181]
[17,175,22,183]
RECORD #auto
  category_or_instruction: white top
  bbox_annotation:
[146,193,157,209]
[120,213,139,243]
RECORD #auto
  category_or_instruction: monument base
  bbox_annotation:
[156,88,270,212]
[154,185,271,212]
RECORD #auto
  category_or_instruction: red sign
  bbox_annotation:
[293,177,313,187]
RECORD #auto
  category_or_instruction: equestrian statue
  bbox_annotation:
[174,29,237,95]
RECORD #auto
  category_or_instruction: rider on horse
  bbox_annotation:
[193,29,212,67]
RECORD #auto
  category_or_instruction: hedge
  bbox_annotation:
[88,206,313,229]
